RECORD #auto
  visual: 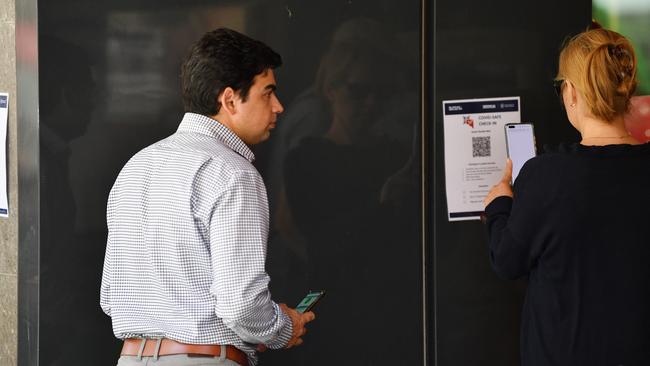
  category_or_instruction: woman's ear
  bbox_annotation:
[564,80,578,107]
[219,87,238,116]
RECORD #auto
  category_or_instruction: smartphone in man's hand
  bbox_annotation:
[295,290,325,313]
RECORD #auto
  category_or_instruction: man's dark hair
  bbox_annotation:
[181,28,282,116]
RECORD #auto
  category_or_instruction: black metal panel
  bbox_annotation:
[36,1,423,365]
[430,1,591,365]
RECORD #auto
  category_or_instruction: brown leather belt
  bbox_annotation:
[121,338,249,366]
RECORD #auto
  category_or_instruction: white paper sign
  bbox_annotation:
[0,93,8,217]
[442,96,520,221]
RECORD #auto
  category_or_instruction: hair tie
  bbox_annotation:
[607,44,615,56]
[606,44,628,60]
[607,44,633,79]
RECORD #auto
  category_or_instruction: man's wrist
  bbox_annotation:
[265,305,293,349]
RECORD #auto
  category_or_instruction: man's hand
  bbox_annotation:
[279,303,316,348]
[483,159,513,208]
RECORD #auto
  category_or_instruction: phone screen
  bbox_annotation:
[505,123,536,183]
[295,290,325,313]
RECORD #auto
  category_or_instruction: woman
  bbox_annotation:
[483,28,650,366]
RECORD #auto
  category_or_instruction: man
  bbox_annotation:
[100,28,315,366]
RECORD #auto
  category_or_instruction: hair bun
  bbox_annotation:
[556,28,638,121]
[607,44,629,59]
[607,43,635,80]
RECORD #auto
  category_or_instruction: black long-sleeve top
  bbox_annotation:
[485,142,650,366]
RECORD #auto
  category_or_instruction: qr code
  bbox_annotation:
[472,136,491,157]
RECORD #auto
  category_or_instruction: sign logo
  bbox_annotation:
[463,115,474,128]
[0,96,7,108]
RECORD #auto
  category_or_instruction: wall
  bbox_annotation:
[0,0,18,364]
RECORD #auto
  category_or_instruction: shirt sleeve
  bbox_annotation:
[209,170,292,349]
[100,187,117,317]
[484,161,547,280]
[100,234,112,316]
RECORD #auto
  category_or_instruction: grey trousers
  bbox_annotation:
[117,354,242,366]
[116,343,243,366]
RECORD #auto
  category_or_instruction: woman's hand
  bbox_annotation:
[483,159,513,208]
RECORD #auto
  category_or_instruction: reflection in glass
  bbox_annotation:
[270,18,420,365]
[39,35,98,365]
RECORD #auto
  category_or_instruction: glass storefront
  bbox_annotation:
[17,0,603,365]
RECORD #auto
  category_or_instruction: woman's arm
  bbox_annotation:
[483,159,546,280]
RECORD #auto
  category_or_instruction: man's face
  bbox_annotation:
[232,69,284,145]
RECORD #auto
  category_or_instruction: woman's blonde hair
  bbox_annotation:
[556,28,638,121]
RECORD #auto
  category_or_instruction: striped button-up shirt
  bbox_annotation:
[100,113,292,365]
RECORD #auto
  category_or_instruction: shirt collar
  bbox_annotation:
[177,112,255,162]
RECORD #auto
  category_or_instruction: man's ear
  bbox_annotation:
[219,87,238,116]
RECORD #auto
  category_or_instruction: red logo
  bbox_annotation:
[463,116,474,128]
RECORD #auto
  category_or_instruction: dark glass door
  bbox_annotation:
[430,0,591,365]
[37,1,422,365]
